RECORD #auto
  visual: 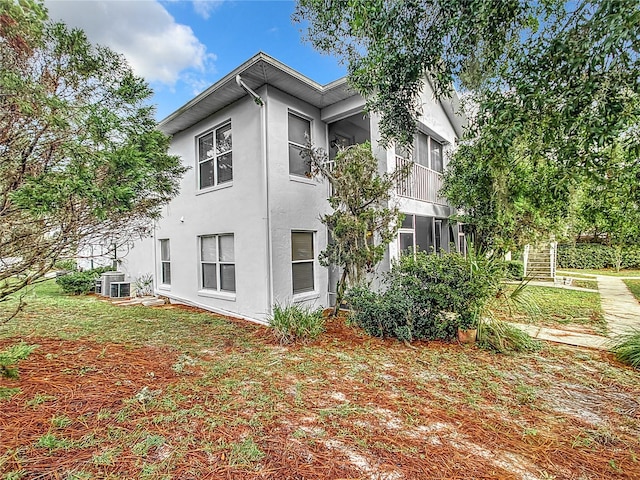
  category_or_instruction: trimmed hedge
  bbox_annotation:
[56,267,112,295]
[557,244,640,270]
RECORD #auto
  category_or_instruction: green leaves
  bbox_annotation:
[0,1,187,305]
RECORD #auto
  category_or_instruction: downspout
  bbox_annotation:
[236,75,273,319]
[263,87,274,318]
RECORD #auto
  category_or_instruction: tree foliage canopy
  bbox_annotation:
[297,0,640,249]
[303,142,405,313]
[0,0,187,305]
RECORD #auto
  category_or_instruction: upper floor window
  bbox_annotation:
[288,112,311,177]
[159,239,171,285]
[200,234,236,293]
[398,132,445,173]
[198,122,232,189]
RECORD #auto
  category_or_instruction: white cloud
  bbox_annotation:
[192,0,223,20]
[45,0,214,85]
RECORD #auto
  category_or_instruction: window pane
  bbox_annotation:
[401,214,413,229]
[199,159,215,189]
[201,236,217,262]
[289,144,310,176]
[216,123,232,154]
[417,132,429,167]
[219,234,234,262]
[415,215,433,253]
[217,153,233,183]
[202,263,217,289]
[292,262,314,294]
[399,232,414,253]
[160,239,170,261]
[220,264,236,292]
[292,232,313,261]
[198,133,214,162]
[431,139,443,172]
[288,113,310,145]
[435,220,442,252]
[162,262,171,284]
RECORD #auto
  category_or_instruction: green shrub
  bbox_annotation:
[611,330,640,369]
[347,250,505,342]
[56,267,111,295]
[504,260,524,280]
[53,259,77,271]
[269,304,325,344]
[557,244,640,270]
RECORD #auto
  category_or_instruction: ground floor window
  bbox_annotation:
[159,239,171,285]
[200,234,236,292]
[399,215,455,254]
[291,231,314,294]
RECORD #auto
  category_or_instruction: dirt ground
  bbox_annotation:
[1,311,639,479]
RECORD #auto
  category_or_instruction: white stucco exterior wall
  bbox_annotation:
[264,86,331,310]
[147,95,271,321]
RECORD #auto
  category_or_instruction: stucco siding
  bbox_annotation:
[264,86,331,310]
[152,95,270,321]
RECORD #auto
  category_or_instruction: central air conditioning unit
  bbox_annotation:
[100,271,125,297]
[110,282,131,298]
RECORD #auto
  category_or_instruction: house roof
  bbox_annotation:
[158,52,466,138]
[158,52,357,136]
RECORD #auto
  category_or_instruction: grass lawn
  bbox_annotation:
[494,285,608,335]
[558,268,640,277]
[1,282,639,479]
[623,279,640,303]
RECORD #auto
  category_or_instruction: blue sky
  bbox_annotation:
[45,1,346,120]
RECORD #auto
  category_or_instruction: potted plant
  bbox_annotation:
[457,310,479,344]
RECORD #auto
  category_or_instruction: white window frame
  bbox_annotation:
[398,214,416,254]
[291,231,316,296]
[398,131,445,174]
[197,120,232,190]
[288,111,312,178]
[199,234,236,294]
[159,239,171,287]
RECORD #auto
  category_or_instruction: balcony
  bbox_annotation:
[395,156,448,205]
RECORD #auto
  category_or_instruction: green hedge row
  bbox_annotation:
[56,267,112,295]
[557,244,640,270]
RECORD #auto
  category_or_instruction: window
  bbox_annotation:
[288,112,311,177]
[159,239,171,285]
[410,131,445,173]
[398,214,440,255]
[291,232,314,294]
[200,234,236,293]
[430,138,443,173]
[198,122,232,189]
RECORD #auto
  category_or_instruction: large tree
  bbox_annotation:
[303,142,406,314]
[296,0,640,248]
[0,0,186,307]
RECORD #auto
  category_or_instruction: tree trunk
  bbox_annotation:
[333,268,349,317]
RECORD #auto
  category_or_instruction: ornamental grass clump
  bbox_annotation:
[477,320,540,353]
[269,304,325,345]
[611,330,640,369]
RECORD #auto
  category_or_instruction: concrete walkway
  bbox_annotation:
[509,275,640,350]
[596,275,640,337]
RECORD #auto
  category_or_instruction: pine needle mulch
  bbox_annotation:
[1,304,640,479]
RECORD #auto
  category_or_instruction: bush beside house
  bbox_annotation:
[56,267,111,295]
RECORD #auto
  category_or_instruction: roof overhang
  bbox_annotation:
[158,52,357,136]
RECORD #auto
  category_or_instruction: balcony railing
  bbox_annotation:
[395,156,448,205]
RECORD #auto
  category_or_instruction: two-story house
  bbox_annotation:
[122,53,465,324]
